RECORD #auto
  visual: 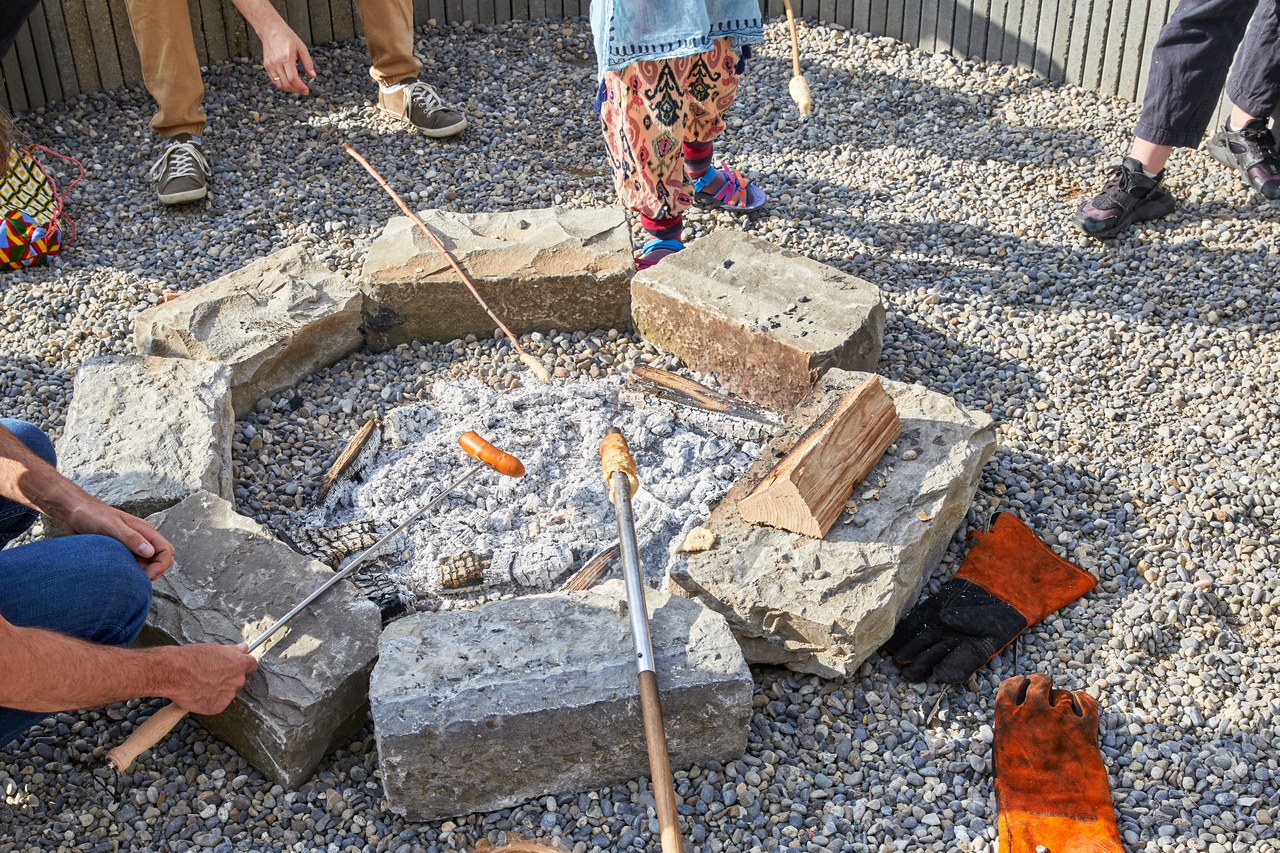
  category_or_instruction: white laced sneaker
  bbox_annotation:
[377,78,467,138]
[149,134,211,205]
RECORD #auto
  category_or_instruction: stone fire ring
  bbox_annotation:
[54,207,993,817]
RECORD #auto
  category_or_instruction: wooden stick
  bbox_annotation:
[638,670,683,853]
[106,702,190,772]
[781,0,813,116]
[342,143,550,382]
[315,416,379,506]
[560,543,619,592]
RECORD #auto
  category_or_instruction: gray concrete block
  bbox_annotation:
[631,230,884,412]
[145,491,382,788]
[133,244,364,417]
[371,580,753,820]
[57,356,234,517]
[361,206,633,350]
[671,369,996,678]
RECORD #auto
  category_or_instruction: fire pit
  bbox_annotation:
[294,375,761,610]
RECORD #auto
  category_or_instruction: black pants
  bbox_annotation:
[0,0,41,61]
[1137,0,1280,147]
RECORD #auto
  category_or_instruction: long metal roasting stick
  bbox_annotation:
[599,428,683,853]
[342,142,551,382]
[106,431,525,773]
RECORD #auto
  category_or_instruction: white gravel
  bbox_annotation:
[1,13,1278,853]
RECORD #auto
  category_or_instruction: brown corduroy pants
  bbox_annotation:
[122,0,421,137]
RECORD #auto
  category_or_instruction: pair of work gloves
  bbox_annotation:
[885,513,1125,851]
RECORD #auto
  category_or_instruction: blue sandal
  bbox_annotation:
[635,238,683,271]
[692,163,767,212]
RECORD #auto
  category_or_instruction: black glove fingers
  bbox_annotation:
[900,636,964,682]
[880,593,947,657]
[932,637,999,683]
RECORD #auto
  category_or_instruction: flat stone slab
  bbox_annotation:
[371,580,753,821]
[144,491,381,788]
[361,206,633,350]
[133,244,363,416]
[57,356,234,517]
[631,230,884,412]
[670,369,996,679]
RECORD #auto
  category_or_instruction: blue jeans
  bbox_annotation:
[1137,0,1280,147]
[0,419,152,748]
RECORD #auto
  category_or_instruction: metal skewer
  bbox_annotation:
[105,431,524,773]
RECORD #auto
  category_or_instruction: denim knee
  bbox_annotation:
[77,535,153,646]
[0,418,57,467]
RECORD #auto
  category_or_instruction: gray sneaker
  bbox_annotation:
[149,134,210,205]
[377,78,467,138]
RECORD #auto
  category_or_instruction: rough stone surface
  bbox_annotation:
[631,230,884,411]
[371,580,753,821]
[133,244,364,416]
[56,356,234,517]
[144,491,381,788]
[361,206,633,349]
[671,369,996,678]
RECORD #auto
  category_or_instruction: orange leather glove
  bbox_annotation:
[994,674,1126,853]
[883,513,1096,682]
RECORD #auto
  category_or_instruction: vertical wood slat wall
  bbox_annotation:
[1,1,1215,122]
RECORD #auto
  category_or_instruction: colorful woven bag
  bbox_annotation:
[0,143,82,271]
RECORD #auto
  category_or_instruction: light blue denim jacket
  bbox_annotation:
[590,0,766,81]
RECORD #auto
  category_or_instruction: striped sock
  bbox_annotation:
[683,142,714,178]
[640,213,682,242]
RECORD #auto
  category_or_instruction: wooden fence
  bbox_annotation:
[2,0,1185,116]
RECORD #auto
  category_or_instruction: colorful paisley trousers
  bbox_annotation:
[598,38,740,221]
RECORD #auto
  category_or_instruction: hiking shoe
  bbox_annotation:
[1073,157,1175,239]
[377,78,467,138]
[148,134,210,205]
[1206,118,1280,201]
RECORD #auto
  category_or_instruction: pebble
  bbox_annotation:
[1,16,1275,853]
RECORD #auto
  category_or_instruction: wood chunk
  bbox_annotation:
[438,550,490,590]
[737,376,901,539]
[622,366,783,443]
[560,543,619,592]
[315,417,380,507]
[282,518,383,568]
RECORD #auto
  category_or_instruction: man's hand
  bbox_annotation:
[64,500,174,580]
[162,643,259,715]
[258,20,316,94]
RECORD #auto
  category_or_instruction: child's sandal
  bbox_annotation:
[635,238,683,271]
[692,163,767,212]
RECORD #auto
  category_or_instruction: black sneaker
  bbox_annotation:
[1073,157,1176,239]
[148,133,210,205]
[1205,118,1280,201]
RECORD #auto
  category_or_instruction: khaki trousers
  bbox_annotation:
[122,0,421,137]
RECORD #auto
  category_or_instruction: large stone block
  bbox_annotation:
[371,580,753,821]
[145,491,381,788]
[361,206,633,350]
[57,356,234,517]
[133,245,363,416]
[670,370,996,679]
[631,230,884,412]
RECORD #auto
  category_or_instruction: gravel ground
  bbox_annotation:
[3,13,1279,853]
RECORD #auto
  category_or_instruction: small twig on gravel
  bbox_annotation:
[342,142,551,382]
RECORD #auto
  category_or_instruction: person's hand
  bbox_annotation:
[259,21,315,94]
[164,643,259,715]
[63,499,175,580]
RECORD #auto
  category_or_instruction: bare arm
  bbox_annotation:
[0,615,258,715]
[229,0,316,94]
[0,424,173,579]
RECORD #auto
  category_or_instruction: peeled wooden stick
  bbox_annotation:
[782,0,813,116]
[343,143,551,382]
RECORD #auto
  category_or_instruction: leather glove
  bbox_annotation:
[994,674,1125,853]
[881,513,1096,682]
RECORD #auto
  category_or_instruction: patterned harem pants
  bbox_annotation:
[598,39,741,221]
